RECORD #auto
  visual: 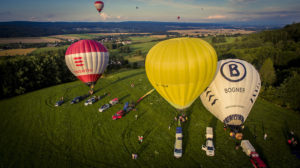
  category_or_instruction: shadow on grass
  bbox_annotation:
[209,116,218,147]
[119,94,130,103]
[93,87,103,94]
[182,103,197,156]
[109,71,144,86]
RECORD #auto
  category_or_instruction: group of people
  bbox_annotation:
[288,131,298,148]
[131,135,144,160]
[138,136,144,144]
[174,113,188,123]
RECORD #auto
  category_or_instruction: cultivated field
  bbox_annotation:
[0,37,62,44]
[168,29,256,36]
[0,69,299,168]
[0,48,36,56]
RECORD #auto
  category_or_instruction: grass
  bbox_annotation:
[130,41,158,55]
[0,69,299,168]
[129,36,161,43]
[125,55,145,63]
[0,48,36,56]
[31,45,69,54]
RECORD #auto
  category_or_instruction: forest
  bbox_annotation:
[0,22,299,111]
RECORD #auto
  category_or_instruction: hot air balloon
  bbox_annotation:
[145,38,218,110]
[177,16,180,20]
[200,59,261,132]
[94,1,104,14]
[65,40,109,92]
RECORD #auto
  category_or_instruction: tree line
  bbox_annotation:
[0,47,132,98]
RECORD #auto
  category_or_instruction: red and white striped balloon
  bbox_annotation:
[94,1,104,13]
[65,40,109,86]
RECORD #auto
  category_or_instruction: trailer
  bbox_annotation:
[206,127,213,139]
[241,140,267,168]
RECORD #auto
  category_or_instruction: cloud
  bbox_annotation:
[229,0,256,3]
[29,17,38,21]
[206,15,227,19]
[100,12,110,20]
[99,12,124,21]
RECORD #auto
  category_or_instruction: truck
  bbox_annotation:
[241,140,267,168]
[174,127,183,158]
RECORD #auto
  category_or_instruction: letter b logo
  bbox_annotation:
[229,64,240,77]
[221,61,246,82]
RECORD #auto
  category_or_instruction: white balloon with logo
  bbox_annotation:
[200,59,261,126]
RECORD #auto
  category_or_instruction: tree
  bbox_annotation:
[259,58,276,86]
[277,71,300,110]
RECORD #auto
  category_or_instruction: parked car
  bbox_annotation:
[84,96,99,106]
[109,98,119,105]
[99,104,111,112]
[174,127,183,158]
[55,100,64,107]
[202,139,215,156]
[71,95,88,104]
[71,96,82,104]
[112,110,126,120]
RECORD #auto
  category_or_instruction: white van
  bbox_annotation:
[174,127,183,158]
[202,127,215,156]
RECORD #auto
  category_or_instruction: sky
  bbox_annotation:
[0,0,300,25]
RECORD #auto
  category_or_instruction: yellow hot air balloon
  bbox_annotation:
[145,38,218,110]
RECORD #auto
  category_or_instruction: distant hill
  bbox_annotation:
[0,21,277,37]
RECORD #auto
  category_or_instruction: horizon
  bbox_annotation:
[1,0,299,25]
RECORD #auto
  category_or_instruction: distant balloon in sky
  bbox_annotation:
[146,38,218,110]
[65,40,109,86]
[136,6,139,9]
[94,1,104,14]
[177,16,180,20]
[200,59,261,127]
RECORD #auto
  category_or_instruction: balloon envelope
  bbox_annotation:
[65,40,109,86]
[200,59,261,126]
[94,1,104,13]
[145,38,218,110]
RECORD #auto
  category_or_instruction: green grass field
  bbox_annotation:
[130,41,158,55]
[129,36,161,43]
[0,69,299,168]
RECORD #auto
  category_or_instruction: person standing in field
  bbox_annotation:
[264,133,267,140]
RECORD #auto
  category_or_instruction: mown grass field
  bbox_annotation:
[0,69,299,168]
[129,36,165,43]
[0,37,62,44]
[0,48,36,56]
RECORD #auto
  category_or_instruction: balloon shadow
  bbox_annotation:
[119,94,131,103]
[109,71,144,86]
[208,116,218,147]
[93,88,103,94]
[182,103,197,156]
